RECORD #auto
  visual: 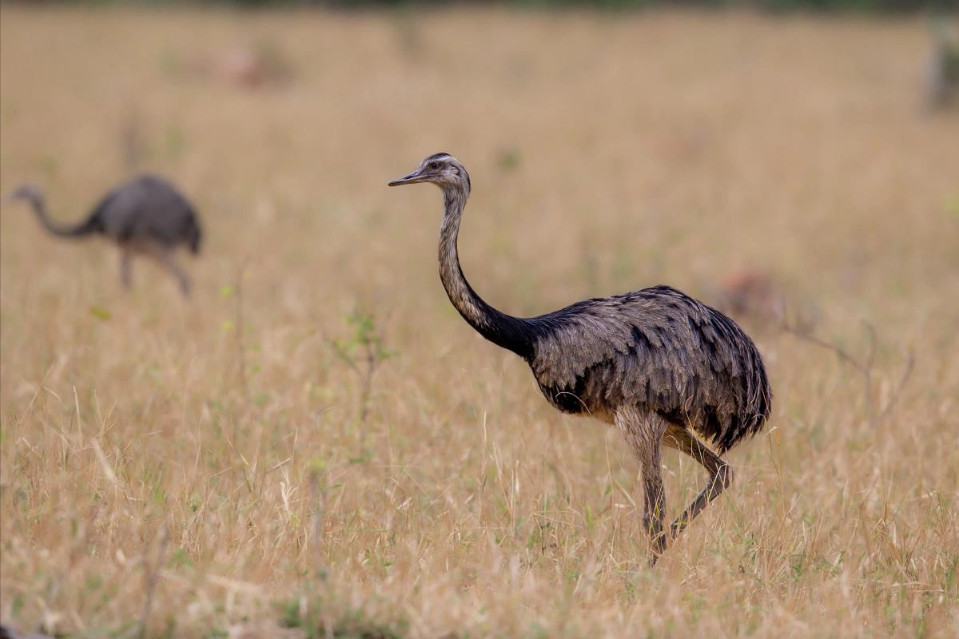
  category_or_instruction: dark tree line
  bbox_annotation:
[20,0,959,12]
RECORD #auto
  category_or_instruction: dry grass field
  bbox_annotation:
[1,5,958,638]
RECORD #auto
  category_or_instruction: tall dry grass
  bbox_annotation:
[1,6,957,638]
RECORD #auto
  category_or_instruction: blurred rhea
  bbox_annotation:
[6,175,203,297]
[925,19,959,110]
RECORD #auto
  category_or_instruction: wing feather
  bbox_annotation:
[526,285,771,451]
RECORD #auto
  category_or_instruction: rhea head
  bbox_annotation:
[5,184,43,205]
[388,153,471,195]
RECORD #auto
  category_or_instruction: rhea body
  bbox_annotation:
[389,153,772,564]
[8,175,202,296]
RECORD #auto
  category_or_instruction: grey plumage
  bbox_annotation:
[390,153,772,564]
[528,287,770,453]
[7,175,202,296]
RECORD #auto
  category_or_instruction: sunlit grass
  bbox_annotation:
[1,6,957,637]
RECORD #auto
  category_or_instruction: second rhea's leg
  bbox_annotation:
[119,248,133,290]
[663,425,733,540]
[616,409,669,564]
[155,249,191,297]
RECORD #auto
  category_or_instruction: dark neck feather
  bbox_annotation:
[438,186,533,359]
[25,193,97,238]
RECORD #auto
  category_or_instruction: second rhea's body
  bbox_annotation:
[9,175,203,297]
[390,153,772,564]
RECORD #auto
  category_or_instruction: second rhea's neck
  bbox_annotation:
[25,193,96,238]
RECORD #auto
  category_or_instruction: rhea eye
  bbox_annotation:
[429,162,441,170]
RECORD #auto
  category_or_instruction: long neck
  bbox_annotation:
[438,187,533,359]
[26,194,96,238]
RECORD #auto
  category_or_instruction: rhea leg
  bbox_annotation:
[616,409,669,564]
[663,425,733,539]
[119,248,133,290]
[153,248,191,298]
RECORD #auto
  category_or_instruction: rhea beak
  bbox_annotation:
[388,169,428,187]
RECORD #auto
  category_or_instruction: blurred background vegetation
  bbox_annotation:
[11,0,959,14]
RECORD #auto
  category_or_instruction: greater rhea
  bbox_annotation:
[7,175,202,296]
[389,153,772,565]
